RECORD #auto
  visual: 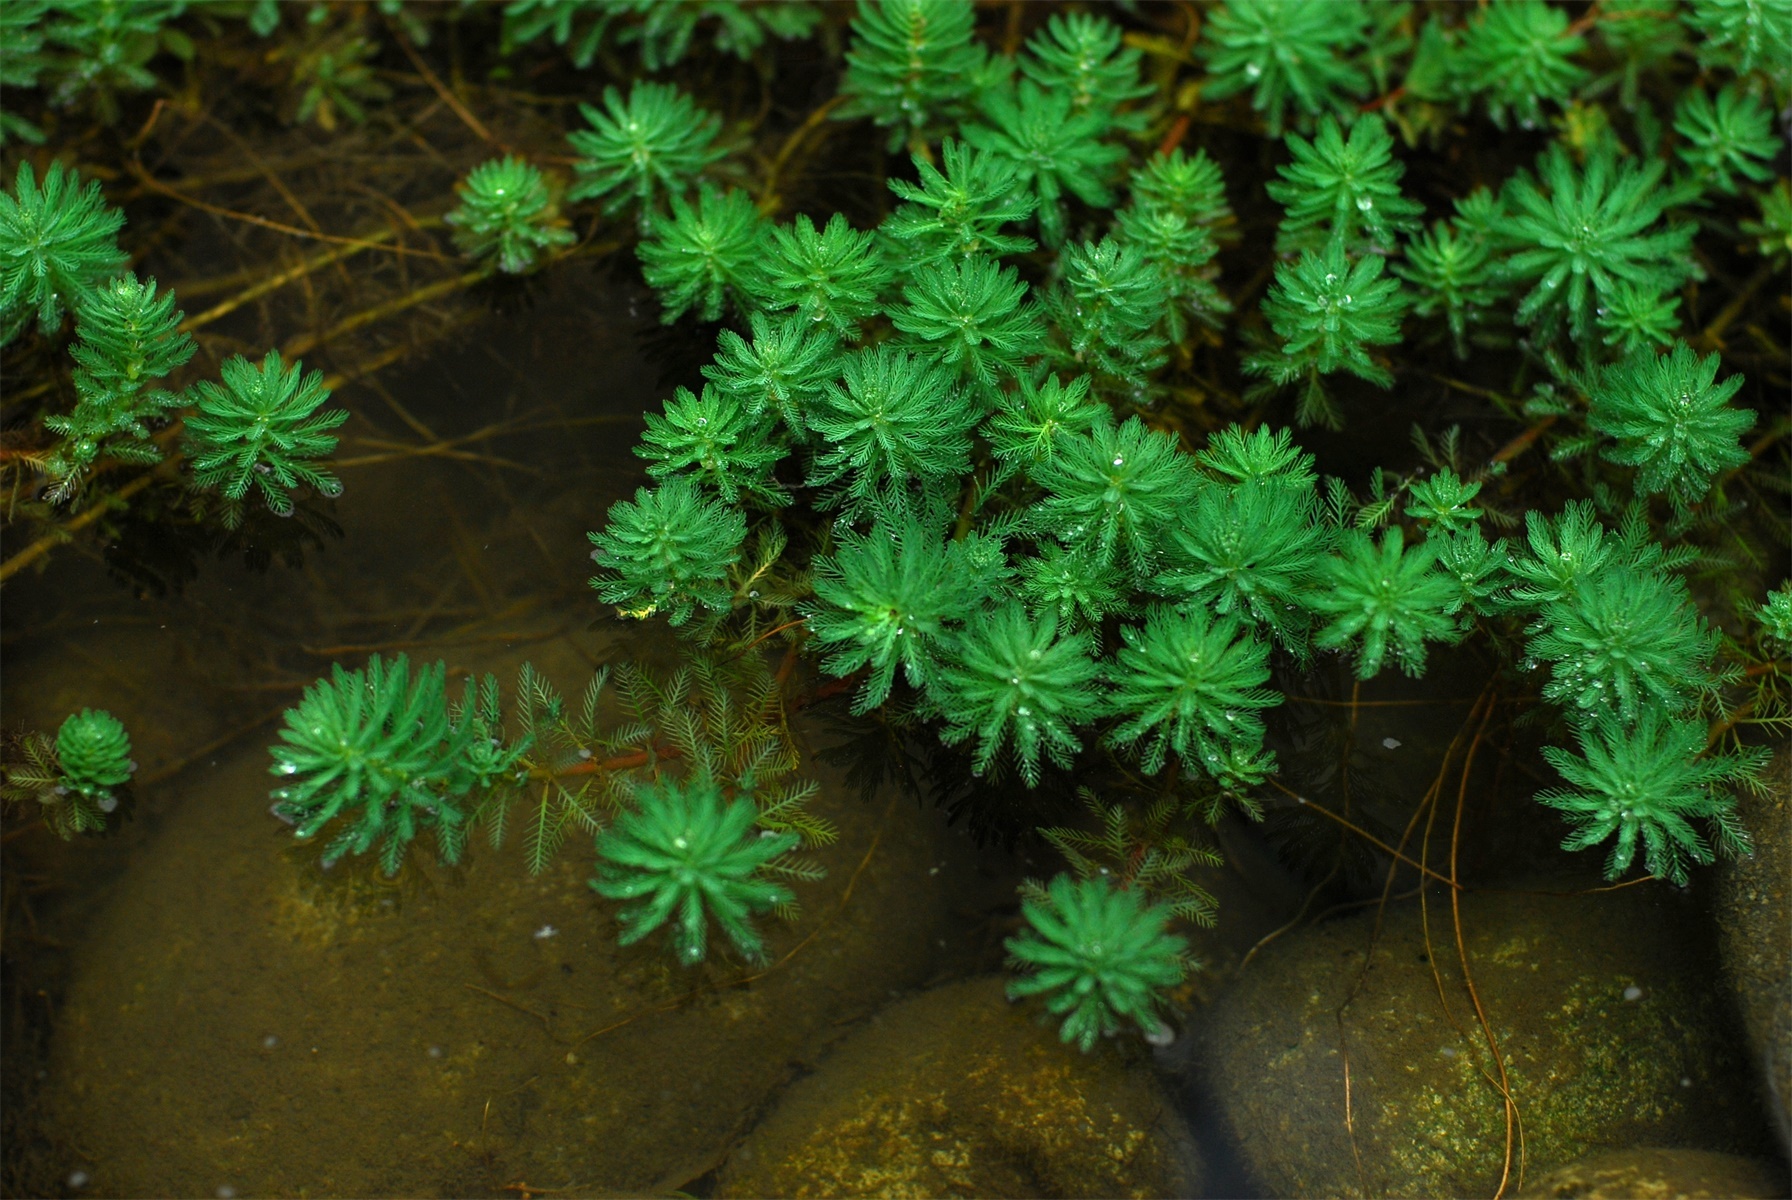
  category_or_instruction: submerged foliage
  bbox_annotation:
[592,776,800,965]
[182,351,347,526]
[445,156,575,275]
[1006,873,1189,1051]
[0,159,126,343]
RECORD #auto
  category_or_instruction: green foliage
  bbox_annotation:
[985,370,1108,473]
[882,138,1037,266]
[588,476,746,625]
[0,159,127,343]
[270,656,527,875]
[1196,0,1369,136]
[1006,873,1189,1051]
[1759,585,1792,654]
[1494,142,1698,344]
[1046,236,1170,397]
[929,603,1103,786]
[1114,195,1229,342]
[182,351,346,526]
[1398,219,1501,359]
[45,273,193,496]
[504,0,821,71]
[1684,0,1792,82]
[1194,424,1316,488]
[1160,479,1328,653]
[1528,564,1716,724]
[637,383,788,506]
[1019,11,1153,130]
[803,505,988,712]
[2,724,114,838]
[1017,541,1134,629]
[444,156,575,275]
[1404,468,1484,535]
[1029,417,1199,571]
[1539,709,1761,886]
[1586,342,1754,509]
[1310,526,1464,679]
[1106,605,1280,781]
[760,213,890,338]
[1743,179,1792,264]
[889,255,1044,396]
[1674,85,1780,198]
[0,1,50,145]
[1247,239,1407,428]
[1265,115,1421,252]
[1129,148,1233,233]
[962,79,1126,247]
[836,0,987,153]
[1596,280,1682,355]
[1452,0,1589,130]
[290,31,389,131]
[701,310,843,434]
[1038,790,1222,926]
[41,0,189,124]
[637,182,767,324]
[591,775,801,965]
[567,82,724,218]
[1504,501,1635,608]
[804,344,979,515]
[54,708,133,801]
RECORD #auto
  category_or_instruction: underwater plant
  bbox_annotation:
[182,350,347,526]
[1538,709,1763,886]
[1265,114,1421,252]
[0,159,127,343]
[445,156,576,275]
[1309,526,1463,680]
[882,138,1038,266]
[760,214,890,338]
[591,775,800,965]
[637,383,789,506]
[636,182,767,324]
[1585,341,1755,509]
[567,81,724,219]
[1450,0,1589,130]
[835,0,986,154]
[1006,872,1189,1051]
[1195,0,1369,136]
[588,476,746,625]
[270,655,527,875]
[962,79,1126,248]
[1,708,134,839]
[1019,11,1153,129]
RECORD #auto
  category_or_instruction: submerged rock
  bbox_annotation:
[1714,742,1792,1154]
[717,975,1203,1198]
[1517,1147,1789,1199]
[1197,886,1770,1198]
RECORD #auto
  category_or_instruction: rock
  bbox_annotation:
[1518,1147,1789,1199]
[1197,886,1771,1198]
[1714,742,1792,1153]
[717,975,1203,1198]
[36,637,999,1198]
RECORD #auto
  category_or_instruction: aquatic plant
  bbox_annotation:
[1673,85,1780,197]
[1398,219,1500,358]
[1493,142,1698,343]
[1265,114,1421,252]
[637,183,768,324]
[929,603,1104,786]
[1046,237,1170,396]
[1106,606,1280,780]
[1309,526,1463,679]
[1539,709,1763,886]
[0,159,127,343]
[45,273,193,496]
[1246,239,1408,428]
[270,655,526,874]
[1450,0,1589,130]
[182,351,347,525]
[1586,342,1755,509]
[1028,416,1199,571]
[637,383,788,506]
[1005,873,1189,1051]
[882,138,1037,266]
[702,310,844,433]
[836,0,986,153]
[445,157,575,275]
[567,81,724,219]
[1195,0,1369,136]
[759,214,890,338]
[962,79,1125,248]
[54,708,133,803]
[1403,469,1484,536]
[1,708,134,838]
[588,477,746,625]
[1159,480,1328,653]
[592,776,800,965]
[889,255,1045,396]
[1019,11,1153,130]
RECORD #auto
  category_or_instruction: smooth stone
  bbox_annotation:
[1517,1146,1790,1199]
[1198,886,1769,1198]
[1714,741,1792,1153]
[718,975,1203,1198]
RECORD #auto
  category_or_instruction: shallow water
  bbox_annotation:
[4,265,1784,1199]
